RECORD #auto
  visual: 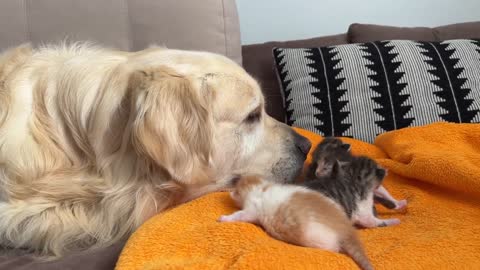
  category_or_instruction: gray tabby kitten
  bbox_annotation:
[308,137,406,210]
[303,138,406,228]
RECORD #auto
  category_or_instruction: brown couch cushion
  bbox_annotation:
[348,21,480,43]
[0,242,124,270]
[242,34,348,122]
[435,21,480,40]
[348,23,436,43]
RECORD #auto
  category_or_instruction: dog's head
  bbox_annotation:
[127,49,311,187]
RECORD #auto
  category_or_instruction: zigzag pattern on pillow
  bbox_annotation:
[273,39,480,142]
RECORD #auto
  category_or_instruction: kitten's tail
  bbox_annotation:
[340,232,374,270]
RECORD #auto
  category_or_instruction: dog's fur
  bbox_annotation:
[0,43,309,257]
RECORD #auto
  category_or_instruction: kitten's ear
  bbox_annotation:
[331,160,345,177]
[342,143,352,152]
[376,168,387,180]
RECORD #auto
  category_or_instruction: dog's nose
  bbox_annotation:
[293,131,311,155]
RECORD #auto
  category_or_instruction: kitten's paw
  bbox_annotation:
[354,216,377,228]
[395,199,408,210]
[218,215,232,222]
[379,218,401,227]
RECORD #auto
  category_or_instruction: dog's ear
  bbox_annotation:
[129,66,212,184]
[0,43,32,81]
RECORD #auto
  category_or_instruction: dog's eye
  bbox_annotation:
[245,111,261,123]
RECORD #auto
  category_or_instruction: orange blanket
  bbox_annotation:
[116,123,480,270]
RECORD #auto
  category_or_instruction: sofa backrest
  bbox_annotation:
[0,0,242,64]
[348,21,480,43]
[243,21,480,122]
[242,34,349,122]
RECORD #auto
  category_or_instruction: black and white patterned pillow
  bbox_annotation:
[273,39,480,142]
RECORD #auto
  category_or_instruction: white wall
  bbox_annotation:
[236,0,480,45]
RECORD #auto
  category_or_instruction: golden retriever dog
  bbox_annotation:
[0,43,311,257]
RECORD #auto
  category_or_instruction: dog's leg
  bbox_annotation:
[0,199,101,257]
[0,171,134,257]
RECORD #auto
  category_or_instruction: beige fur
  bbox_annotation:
[0,43,309,257]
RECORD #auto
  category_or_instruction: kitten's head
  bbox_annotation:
[229,175,264,208]
[312,137,351,160]
[343,156,386,191]
[310,137,352,178]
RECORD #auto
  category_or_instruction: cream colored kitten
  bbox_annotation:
[218,176,374,270]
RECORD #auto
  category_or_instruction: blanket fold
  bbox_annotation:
[375,122,480,198]
[116,123,480,270]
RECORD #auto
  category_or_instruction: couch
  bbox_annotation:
[0,0,479,269]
